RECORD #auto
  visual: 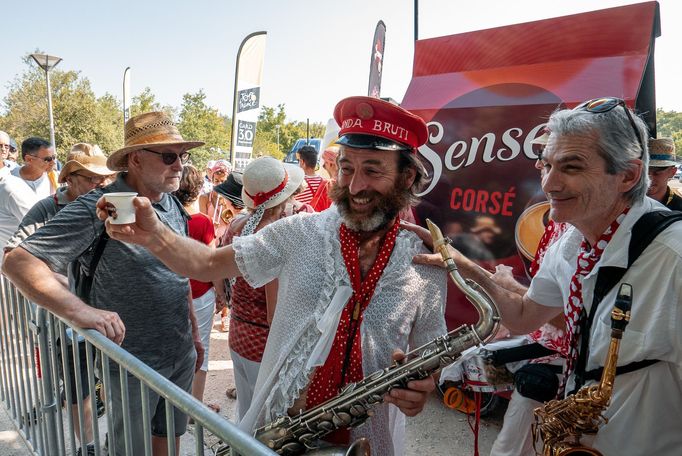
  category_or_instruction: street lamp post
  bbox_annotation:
[275,125,280,153]
[30,53,62,150]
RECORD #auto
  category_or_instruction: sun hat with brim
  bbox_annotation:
[648,137,677,168]
[58,144,115,183]
[213,172,244,208]
[241,157,304,210]
[107,111,204,171]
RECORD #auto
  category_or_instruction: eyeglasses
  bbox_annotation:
[143,149,191,165]
[30,154,57,163]
[0,144,10,150]
[72,173,110,184]
[574,97,645,158]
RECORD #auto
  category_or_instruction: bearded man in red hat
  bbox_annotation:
[97,97,447,455]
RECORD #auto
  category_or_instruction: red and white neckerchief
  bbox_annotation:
[559,207,630,395]
[305,217,400,444]
[529,220,569,278]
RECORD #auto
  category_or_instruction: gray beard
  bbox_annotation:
[336,204,392,232]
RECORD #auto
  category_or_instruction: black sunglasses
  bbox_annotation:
[574,97,645,158]
[143,149,191,165]
[30,154,57,163]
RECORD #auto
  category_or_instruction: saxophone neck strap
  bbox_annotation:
[571,210,682,393]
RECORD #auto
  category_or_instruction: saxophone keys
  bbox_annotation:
[280,441,305,454]
[369,393,383,403]
[349,404,366,416]
[332,411,352,427]
[316,420,335,432]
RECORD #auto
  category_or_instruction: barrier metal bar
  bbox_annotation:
[16,293,37,445]
[58,321,76,455]
[22,297,46,453]
[1,276,276,456]
[73,320,275,456]
[0,274,56,454]
[37,307,63,454]
[84,341,101,454]
[140,384,152,456]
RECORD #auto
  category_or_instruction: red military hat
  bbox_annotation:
[333,96,428,152]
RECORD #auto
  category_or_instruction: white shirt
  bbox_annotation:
[528,198,682,455]
[234,207,447,456]
[0,173,51,255]
[10,166,51,196]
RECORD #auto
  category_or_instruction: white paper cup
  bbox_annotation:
[106,192,138,224]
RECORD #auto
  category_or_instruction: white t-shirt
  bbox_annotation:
[0,173,51,255]
[527,198,682,455]
[10,167,51,195]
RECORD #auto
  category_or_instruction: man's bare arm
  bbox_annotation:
[2,248,126,344]
[97,196,241,283]
[402,221,561,334]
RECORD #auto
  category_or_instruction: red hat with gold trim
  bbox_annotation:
[333,96,428,152]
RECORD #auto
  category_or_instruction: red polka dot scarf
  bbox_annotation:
[305,218,400,443]
[560,207,629,395]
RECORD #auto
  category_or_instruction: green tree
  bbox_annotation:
[0,54,124,160]
[177,90,231,171]
[255,104,325,158]
[657,108,682,152]
[129,87,176,120]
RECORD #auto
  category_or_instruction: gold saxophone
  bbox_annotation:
[253,219,500,455]
[532,283,633,456]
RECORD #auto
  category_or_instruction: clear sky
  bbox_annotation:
[1,0,680,123]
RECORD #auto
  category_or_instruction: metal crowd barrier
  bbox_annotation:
[0,274,275,456]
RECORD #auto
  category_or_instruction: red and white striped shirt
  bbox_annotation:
[295,174,325,205]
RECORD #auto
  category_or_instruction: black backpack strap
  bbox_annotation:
[79,230,109,302]
[489,343,559,366]
[584,359,659,382]
[571,210,682,393]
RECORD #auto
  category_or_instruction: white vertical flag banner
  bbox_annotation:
[123,67,132,125]
[230,31,267,172]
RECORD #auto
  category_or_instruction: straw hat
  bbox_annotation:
[107,111,204,171]
[58,143,114,183]
[241,157,304,210]
[648,137,677,167]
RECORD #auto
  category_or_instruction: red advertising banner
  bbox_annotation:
[401,2,661,329]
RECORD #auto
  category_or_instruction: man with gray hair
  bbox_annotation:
[0,131,10,180]
[3,112,205,456]
[410,97,682,455]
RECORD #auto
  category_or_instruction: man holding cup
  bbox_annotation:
[2,112,205,456]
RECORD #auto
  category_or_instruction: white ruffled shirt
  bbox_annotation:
[234,207,447,455]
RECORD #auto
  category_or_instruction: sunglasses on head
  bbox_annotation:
[574,97,645,158]
[143,149,191,165]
